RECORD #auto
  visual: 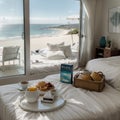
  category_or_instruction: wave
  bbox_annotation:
[0,24,68,40]
[0,30,63,40]
[0,36,22,40]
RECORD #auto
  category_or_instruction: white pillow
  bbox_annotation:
[71,42,79,51]
[59,45,72,58]
[47,42,64,51]
[39,48,48,57]
[107,73,120,91]
[47,50,65,60]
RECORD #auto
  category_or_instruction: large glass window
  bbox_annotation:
[30,0,80,76]
[0,0,80,79]
[0,0,25,77]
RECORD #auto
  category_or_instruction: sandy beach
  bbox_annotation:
[0,29,79,77]
[0,29,79,52]
[30,29,79,51]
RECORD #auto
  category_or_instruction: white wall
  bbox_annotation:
[95,0,120,48]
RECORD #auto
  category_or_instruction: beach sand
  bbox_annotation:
[0,29,79,54]
[30,31,79,51]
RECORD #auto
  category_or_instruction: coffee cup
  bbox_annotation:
[19,81,29,90]
[25,88,39,103]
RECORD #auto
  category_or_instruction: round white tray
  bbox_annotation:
[19,96,65,112]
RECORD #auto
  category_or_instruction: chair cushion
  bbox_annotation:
[47,50,65,60]
[47,42,64,51]
[59,45,72,58]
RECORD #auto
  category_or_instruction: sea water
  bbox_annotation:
[0,24,61,40]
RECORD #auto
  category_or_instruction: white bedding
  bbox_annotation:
[86,56,120,90]
[30,49,77,77]
[0,72,120,120]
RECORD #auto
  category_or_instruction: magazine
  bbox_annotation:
[60,64,73,84]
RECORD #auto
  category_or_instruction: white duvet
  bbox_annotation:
[86,56,120,90]
[30,50,77,76]
[0,72,120,120]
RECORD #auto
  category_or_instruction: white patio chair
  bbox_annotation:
[0,46,20,71]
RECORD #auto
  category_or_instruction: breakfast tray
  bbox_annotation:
[19,96,65,112]
[74,73,105,92]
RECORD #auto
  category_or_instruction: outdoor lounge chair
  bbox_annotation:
[0,46,20,71]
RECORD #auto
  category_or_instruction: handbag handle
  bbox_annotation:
[97,71,104,77]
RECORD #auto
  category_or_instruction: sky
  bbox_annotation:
[0,0,80,24]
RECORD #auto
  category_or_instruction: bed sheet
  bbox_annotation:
[0,73,120,120]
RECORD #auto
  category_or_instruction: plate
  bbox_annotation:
[39,89,57,96]
[39,90,46,95]
[19,96,65,112]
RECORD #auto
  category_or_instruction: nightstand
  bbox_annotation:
[95,47,120,58]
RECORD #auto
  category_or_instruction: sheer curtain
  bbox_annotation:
[79,0,97,67]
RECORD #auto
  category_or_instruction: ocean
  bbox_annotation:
[0,24,62,40]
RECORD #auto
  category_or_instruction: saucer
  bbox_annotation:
[17,87,26,91]
[19,96,65,112]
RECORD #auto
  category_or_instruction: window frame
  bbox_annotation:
[0,0,30,85]
[0,0,82,85]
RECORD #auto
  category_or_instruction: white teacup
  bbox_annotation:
[19,81,28,90]
[25,89,39,103]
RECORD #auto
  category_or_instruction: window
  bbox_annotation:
[0,0,80,81]
[0,0,25,77]
[30,0,80,76]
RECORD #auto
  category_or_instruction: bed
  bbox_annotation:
[1,69,120,120]
[86,56,120,91]
[30,43,78,79]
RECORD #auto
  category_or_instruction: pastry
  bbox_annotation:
[78,73,92,81]
[27,87,37,91]
[41,91,55,103]
[90,72,103,81]
[36,81,54,91]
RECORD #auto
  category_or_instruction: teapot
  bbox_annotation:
[25,87,39,103]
